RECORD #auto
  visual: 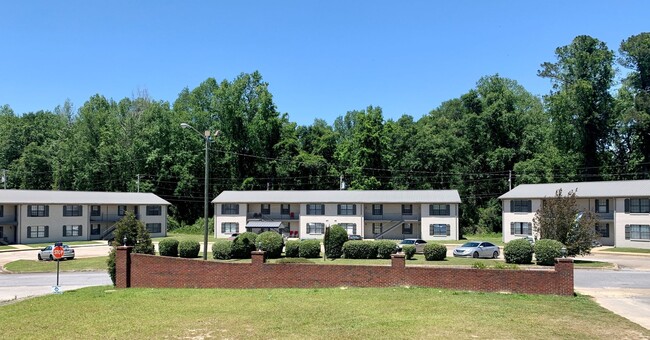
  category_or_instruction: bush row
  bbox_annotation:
[503,238,565,265]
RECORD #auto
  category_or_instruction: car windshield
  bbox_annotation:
[400,240,415,244]
[461,242,480,248]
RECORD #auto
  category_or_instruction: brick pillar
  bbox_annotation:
[116,246,133,288]
[251,250,266,266]
[391,253,406,268]
[554,258,574,296]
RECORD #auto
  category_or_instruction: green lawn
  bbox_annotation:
[0,245,18,250]
[1,286,647,339]
[26,240,104,249]
[3,257,109,273]
[152,232,216,243]
[600,247,650,254]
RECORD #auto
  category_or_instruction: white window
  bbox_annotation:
[146,223,162,233]
[307,223,324,234]
[28,205,48,217]
[510,222,532,235]
[337,204,356,215]
[306,204,325,215]
[595,199,609,213]
[221,222,239,233]
[91,205,101,216]
[372,204,383,215]
[118,205,127,216]
[146,205,162,216]
[429,204,450,216]
[281,204,290,215]
[625,225,650,240]
[63,225,83,237]
[626,199,650,213]
[221,204,239,215]
[63,205,82,217]
[372,223,382,234]
[402,223,413,234]
[91,224,101,235]
[511,200,532,213]
[401,204,413,215]
[339,223,356,234]
[429,224,450,236]
[28,226,49,238]
[595,223,609,238]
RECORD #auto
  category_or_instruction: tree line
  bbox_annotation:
[1,33,649,234]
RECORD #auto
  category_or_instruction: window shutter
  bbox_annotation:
[595,199,599,212]
[352,204,356,215]
[63,226,67,237]
[446,204,450,215]
[510,201,514,212]
[625,199,630,213]
[446,224,451,236]
[27,226,31,237]
[625,225,630,240]
[605,199,609,213]
[337,205,341,215]
[45,226,49,238]
[45,206,49,217]
[510,222,515,235]
[79,226,82,236]
[320,204,325,215]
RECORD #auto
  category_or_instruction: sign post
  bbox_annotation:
[52,245,64,289]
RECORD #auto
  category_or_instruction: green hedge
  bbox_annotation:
[256,231,284,258]
[158,238,179,257]
[376,240,397,259]
[534,239,564,266]
[178,240,200,258]
[504,238,533,264]
[342,241,378,259]
[212,240,233,260]
[299,239,321,258]
[402,245,416,260]
[423,243,447,261]
[232,232,258,259]
[284,240,300,258]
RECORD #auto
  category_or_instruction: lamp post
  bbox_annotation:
[181,122,220,260]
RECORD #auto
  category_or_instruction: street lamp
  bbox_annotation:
[181,122,221,260]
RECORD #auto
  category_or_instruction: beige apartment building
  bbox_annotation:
[213,190,461,241]
[0,190,170,245]
[499,180,650,249]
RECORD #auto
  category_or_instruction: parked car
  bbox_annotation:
[348,234,363,241]
[453,241,499,259]
[38,244,75,261]
[397,238,427,253]
[227,233,240,241]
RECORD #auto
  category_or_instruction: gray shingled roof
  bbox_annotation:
[0,190,171,205]
[499,180,650,199]
[212,190,461,204]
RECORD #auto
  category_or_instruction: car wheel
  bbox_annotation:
[38,254,42,261]
[492,251,499,259]
[473,251,479,258]
[49,255,53,261]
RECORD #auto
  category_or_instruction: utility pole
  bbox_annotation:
[136,174,140,193]
[339,174,345,190]
[1,169,6,189]
[508,170,512,191]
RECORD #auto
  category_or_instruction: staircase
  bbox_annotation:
[374,221,404,239]
[100,224,117,242]
[0,237,8,246]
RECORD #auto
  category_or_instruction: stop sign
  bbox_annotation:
[52,246,65,260]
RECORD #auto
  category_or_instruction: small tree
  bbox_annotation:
[533,189,598,256]
[324,225,348,259]
[107,212,155,285]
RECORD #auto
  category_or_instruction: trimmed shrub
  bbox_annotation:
[158,238,179,257]
[342,241,378,259]
[402,245,416,260]
[504,238,534,264]
[178,240,200,258]
[534,239,564,266]
[212,240,233,260]
[376,240,397,259]
[256,231,284,258]
[299,240,321,258]
[423,243,447,261]
[472,261,487,269]
[284,240,300,258]
[324,225,348,259]
[232,232,258,259]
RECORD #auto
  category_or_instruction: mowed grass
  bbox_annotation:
[152,232,215,243]
[26,240,104,248]
[1,286,648,339]
[3,257,108,273]
[601,247,650,254]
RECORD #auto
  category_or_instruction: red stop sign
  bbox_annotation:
[52,246,65,260]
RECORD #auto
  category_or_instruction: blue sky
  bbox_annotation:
[1,1,648,126]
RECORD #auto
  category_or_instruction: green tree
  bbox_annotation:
[533,189,599,256]
[107,212,155,285]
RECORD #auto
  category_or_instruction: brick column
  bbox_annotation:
[391,253,406,268]
[116,246,133,288]
[251,250,266,266]
[554,258,574,296]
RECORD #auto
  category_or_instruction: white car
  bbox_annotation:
[453,241,499,259]
[397,239,428,253]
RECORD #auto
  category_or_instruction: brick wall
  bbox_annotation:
[116,247,574,296]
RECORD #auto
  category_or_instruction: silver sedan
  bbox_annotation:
[38,245,75,261]
[453,241,499,259]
